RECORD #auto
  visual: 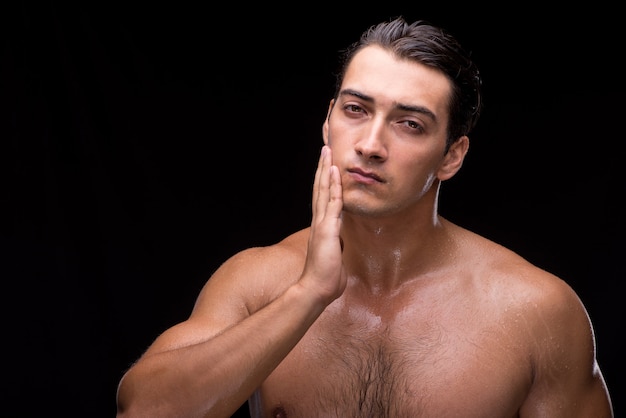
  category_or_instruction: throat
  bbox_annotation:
[345,254,410,292]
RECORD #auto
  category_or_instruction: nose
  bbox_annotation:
[354,120,388,162]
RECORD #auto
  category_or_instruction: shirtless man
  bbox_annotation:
[115,16,613,417]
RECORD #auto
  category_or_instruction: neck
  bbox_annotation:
[340,211,452,291]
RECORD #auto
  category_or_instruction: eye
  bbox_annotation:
[403,119,425,134]
[344,104,365,114]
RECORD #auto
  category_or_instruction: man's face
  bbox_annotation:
[322,45,463,218]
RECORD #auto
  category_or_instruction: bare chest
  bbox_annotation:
[251,297,531,418]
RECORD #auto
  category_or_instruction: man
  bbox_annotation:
[116,16,613,417]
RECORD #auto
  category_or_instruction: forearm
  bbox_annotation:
[116,282,326,418]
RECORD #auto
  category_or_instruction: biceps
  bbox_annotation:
[142,287,249,357]
[572,362,613,417]
[520,356,612,417]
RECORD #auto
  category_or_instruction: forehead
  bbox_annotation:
[342,45,452,115]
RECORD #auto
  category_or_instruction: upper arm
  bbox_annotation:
[519,276,613,417]
[140,244,300,358]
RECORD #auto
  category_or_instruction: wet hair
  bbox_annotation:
[334,16,483,152]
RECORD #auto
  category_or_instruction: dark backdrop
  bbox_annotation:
[3,3,624,417]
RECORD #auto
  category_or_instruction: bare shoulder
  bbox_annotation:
[445,221,593,350]
[451,223,612,416]
[140,228,311,355]
[134,228,311,358]
[457,224,589,324]
[194,228,311,315]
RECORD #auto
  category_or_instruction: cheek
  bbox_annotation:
[398,156,441,195]
[418,172,439,195]
[322,121,330,145]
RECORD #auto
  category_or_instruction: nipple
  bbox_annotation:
[272,405,287,418]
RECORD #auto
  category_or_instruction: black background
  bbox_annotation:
[3,3,624,417]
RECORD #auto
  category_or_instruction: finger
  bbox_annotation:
[327,165,343,223]
[313,146,332,221]
[311,146,325,214]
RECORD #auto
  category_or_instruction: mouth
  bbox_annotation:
[347,167,384,183]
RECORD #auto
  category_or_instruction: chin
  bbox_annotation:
[342,200,389,217]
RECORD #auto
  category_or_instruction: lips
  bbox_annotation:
[347,167,384,183]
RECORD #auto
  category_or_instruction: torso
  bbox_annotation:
[247,227,549,417]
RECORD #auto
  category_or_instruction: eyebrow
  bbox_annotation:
[339,88,437,122]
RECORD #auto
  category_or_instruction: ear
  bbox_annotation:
[438,136,469,181]
[322,99,335,145]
